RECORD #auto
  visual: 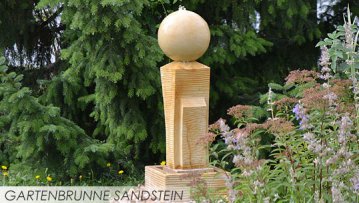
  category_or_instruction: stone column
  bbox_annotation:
[145,7,227,202]
[158,7,210,170]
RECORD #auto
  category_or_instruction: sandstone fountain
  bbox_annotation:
[144,6,227,201]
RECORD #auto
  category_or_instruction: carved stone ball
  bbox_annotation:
[158,9,210,62]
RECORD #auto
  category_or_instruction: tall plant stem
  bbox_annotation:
[313,162,316,197]
[319,152,323,199]
[318,108,326,200]
[326,166,330,195]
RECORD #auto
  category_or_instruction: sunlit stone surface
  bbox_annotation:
[158,8,210,61]
[145,8,227,201]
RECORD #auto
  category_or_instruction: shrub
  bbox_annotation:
[209,8,359,202]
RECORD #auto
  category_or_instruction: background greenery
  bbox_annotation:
[0,0,358,185]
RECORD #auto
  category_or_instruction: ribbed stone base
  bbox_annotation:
[144,165,228,202]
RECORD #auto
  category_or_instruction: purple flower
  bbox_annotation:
[303,132,322,154]
[292,104,301,120]
[224,175,238,203]
[293,103,310,129]
[338,114,353,144]
[354,182,359,192]
[319,46,333,81]
[299,115,309,129]
[323,92,337,107]
[352,173,359,193]
[331,182,345,203]
[319,46,330,67]
[218,118,230,132]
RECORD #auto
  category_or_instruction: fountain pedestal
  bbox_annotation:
[144,8,227,201]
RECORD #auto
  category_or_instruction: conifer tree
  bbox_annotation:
[0,56,109,177]
[36,0,359,166]
[37,0,166,168]
[0,0,63,67]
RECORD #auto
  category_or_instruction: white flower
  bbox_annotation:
[331,183,345,203]
[242,170,253,177]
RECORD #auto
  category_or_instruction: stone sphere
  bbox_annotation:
[158,9,210,62]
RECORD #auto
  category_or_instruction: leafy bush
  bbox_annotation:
[209,9,359,202]
[0,57,115,184]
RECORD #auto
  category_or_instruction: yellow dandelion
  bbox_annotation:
[79,175,83,180]
[46,176,52,182]
[118,170,124,175]
[160,161,166,166]
[3,171,8,176]
[35,175,40,180]
[106,163,111,167]
[1,165,7,170]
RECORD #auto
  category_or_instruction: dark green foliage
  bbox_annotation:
[0,57,110,178]
[0,0,358,182]
[37,0,166,169]
[181,0,273,117]
[0,0,63,67]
